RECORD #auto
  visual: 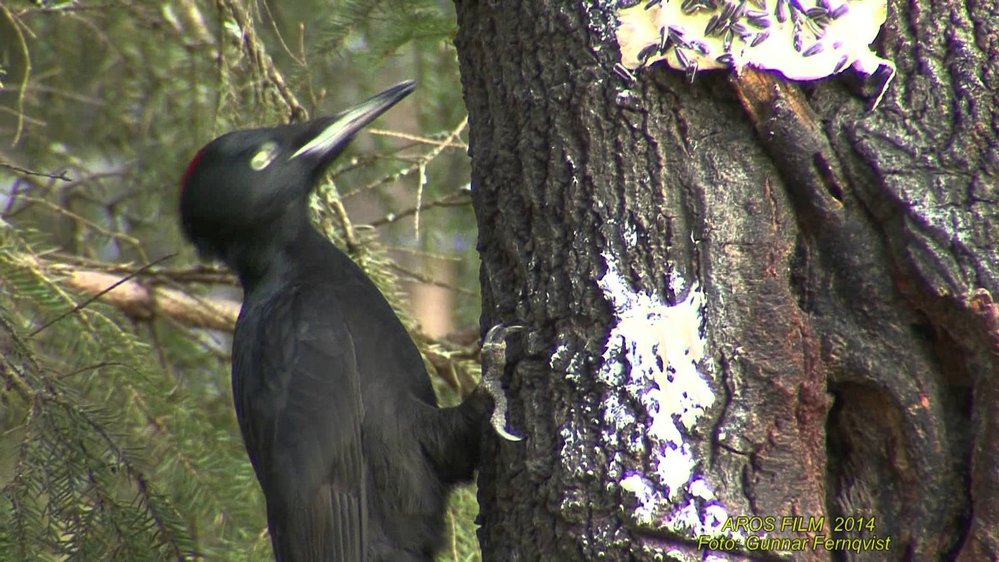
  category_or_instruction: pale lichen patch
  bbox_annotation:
[596,252,730,536]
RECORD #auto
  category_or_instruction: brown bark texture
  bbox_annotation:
[453,0,998,560]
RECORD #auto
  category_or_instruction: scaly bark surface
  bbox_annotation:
[454,1,998,560]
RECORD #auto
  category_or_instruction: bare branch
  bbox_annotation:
[30,254,177,337]
[0,161,71,182]
[368,189,471,228]
[60,267,240,333]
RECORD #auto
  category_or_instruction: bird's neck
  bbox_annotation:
[227,208,327,292]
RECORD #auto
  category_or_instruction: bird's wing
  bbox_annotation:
[234,287,366,562]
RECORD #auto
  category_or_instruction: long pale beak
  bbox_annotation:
[290,80,415,160]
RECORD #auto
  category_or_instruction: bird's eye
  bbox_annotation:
[250,142,279,171]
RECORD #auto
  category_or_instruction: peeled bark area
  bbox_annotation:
[454,1,998,560]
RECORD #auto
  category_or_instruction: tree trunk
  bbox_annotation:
[453,1,999,560]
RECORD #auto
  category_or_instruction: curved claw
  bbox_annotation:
[483,324,522,349]
[493,423,523,442]
[481,324,524,442]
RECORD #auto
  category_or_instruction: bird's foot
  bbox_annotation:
[481,324,524,442]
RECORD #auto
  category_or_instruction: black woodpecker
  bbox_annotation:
[179,82,519,562]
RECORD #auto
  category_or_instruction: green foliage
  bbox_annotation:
[0,1,482,560]
[0,227,253,560]
[317,0,458,61]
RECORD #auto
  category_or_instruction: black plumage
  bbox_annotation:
[179,82,496,561]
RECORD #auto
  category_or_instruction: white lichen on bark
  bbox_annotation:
[597,252,730,537]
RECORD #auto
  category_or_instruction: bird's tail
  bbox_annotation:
[268,485,367,562]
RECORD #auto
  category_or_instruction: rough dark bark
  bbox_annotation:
[454,1,998,560]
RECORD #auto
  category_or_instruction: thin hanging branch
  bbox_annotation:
[215,0,307,121]
[30,254,177,337]
[0,161,71,182]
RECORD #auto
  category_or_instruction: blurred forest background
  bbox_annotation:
[0,0,486,560]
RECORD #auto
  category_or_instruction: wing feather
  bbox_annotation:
[233,287,366,561]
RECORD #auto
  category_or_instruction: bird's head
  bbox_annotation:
[179,81,414,262]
